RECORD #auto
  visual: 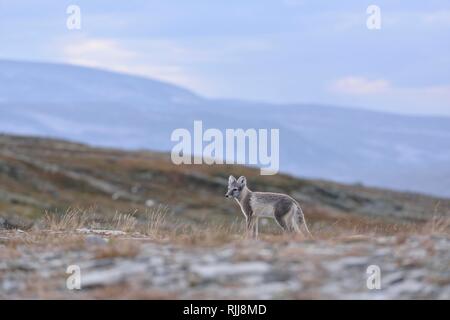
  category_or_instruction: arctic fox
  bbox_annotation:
[225,175,311,238]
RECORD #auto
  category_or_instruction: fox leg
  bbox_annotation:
[274,213,289,232]
[245,215,257,238]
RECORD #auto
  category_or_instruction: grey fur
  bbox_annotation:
[225,175,311,238]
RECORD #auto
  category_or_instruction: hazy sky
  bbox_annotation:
[1,0,450,116]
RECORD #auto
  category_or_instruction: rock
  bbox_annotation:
[1,231,449,299]
[145,199,156,207]
[81,262,148,288]
[76,228,126,236]
[324,256,370,273]
[85,235,109,246]
[190,261,271,281]
[383,279,427,298]
[382,271,405,286]
[1,278,25,294]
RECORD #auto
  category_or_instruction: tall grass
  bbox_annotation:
[111,210,138,232]
[39,206,449,245]
[421,216,450,235]
[44,208,90,231]
[145,204,169,237]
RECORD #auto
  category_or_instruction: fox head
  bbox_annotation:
[225,175,247,198]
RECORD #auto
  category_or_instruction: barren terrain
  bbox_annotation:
[0,135,449,299]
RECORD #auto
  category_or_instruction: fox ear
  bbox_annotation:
[237,176,247,186]
[228,175,236,184]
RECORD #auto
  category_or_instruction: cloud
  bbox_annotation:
[60,37,205,92]
[331,76,390,95]
[58,35,274,97]
[329,75,450,115]
[63,38,136,66]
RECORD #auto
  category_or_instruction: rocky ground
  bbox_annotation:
[1,229,449,299]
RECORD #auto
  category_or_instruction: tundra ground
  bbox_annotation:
[1,135,449,299]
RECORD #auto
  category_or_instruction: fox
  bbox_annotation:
[225,175,312,238]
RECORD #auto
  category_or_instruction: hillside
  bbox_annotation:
[1,134,449,230]
[1,60,450,197]
[1,135,450,299]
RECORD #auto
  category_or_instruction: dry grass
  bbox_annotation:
[43,208,90,231]
[37,206,241,246]
[93,240,141,259]
[111,211,138,232]
[420,216,450,235]
[8,205,449,250]
[42,207,141,233]
[1,229,87,254]
[145,204,170,238]
[169,220,244,246]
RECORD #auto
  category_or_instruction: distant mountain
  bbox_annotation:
[1,60,450,197]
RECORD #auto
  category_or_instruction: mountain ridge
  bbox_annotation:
[1,59,450,197]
